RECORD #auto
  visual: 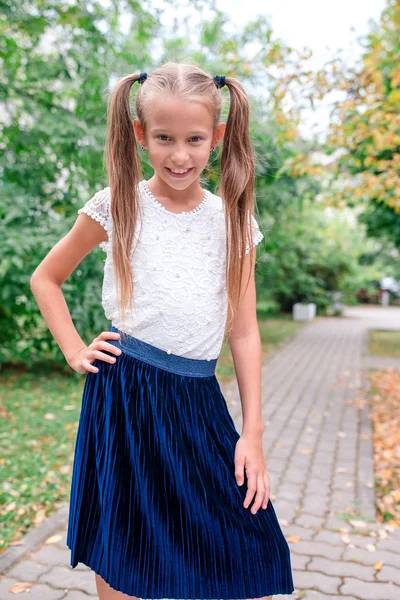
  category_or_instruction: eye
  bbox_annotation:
[156,135,203,142]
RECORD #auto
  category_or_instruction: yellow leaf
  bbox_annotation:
[8,581,32,594]
[45,534,63,544]
[33,508,46,526]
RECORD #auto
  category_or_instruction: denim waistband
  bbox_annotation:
[107,326,217,378]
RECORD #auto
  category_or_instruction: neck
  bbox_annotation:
[146,174,205,207]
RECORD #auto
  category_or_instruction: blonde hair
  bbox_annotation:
[105,61,259,345]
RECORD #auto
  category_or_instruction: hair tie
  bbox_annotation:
[139,72,148,84]
[213,75,226,89]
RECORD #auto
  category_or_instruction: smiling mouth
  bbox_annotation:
[166,167,194,174]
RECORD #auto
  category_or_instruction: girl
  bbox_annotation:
[30,61,294,600]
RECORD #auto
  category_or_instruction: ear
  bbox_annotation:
[212,122,226,149]
[133,119,145,146]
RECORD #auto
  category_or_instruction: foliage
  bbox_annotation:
[328,0,400,246]
[0,0,163,366]
[256,192,384,314]
[305,0,400,246]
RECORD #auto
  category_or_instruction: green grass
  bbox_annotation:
[0,314,304,551]
[0,370,84,551]
[368,329,400,358]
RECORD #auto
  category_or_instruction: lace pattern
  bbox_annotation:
[78,187,112,252]
[77,180,264,359]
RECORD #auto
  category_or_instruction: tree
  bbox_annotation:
[325,0,400,247]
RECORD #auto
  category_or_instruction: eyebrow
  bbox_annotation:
[150,129,209,135]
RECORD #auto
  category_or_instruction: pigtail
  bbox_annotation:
[105,73,143,334]
[218,78,257,340]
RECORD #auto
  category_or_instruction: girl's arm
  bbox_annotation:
[229,249,269,513]
[229,247,264,436]
[30,213,109,367]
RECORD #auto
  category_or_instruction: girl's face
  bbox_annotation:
[133,96,225,192]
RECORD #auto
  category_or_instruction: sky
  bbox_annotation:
[214,0,388,139]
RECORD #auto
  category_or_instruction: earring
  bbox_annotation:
[141,145,146,150]
[210,146,215,152]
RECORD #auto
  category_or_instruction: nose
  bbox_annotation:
[171,146,190,165]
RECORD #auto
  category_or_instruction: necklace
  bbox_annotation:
[141,180,209,216]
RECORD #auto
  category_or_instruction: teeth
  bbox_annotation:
[170,168,189,174]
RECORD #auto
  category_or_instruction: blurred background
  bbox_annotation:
[1,0,400,551]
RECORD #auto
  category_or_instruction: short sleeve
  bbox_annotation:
[245,213,264,255]
[78,187,111,252]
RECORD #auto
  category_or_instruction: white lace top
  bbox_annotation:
[77,179,264,360]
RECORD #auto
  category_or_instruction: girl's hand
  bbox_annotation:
[234,432,270,514]
[68,331,122,374]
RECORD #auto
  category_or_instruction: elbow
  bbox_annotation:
[30,269,48,292]
[30,270,62,292]
[30,269,41,291]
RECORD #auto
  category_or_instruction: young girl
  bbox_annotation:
[30,61,294,600]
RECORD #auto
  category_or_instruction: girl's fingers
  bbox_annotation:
[262,473,270,509]
[234,456,245,486]
[98,340,122,357]
[243,471,257,509]
[98,331,121,341]
[83,359,99,373]
[90,349,119,365]
[250,475,266,514]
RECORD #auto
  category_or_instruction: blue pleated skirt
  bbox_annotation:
[66,325,294,599]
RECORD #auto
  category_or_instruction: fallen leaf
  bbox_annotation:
[286,535,300,543]
[45,534,63,544]
[349,519,368,528]
[8,581,32,593]
[33,508,46,526]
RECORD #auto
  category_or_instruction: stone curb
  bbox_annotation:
[0,503,69,575]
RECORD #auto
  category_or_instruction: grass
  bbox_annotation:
[368,329,400,358]
[0,313,304,552]
[0,369,82,552]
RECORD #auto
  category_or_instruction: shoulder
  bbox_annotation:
[77,186,111,227]
[77,186,112,252]
[81,186,111,209]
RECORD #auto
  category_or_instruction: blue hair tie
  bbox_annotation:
[139,72,148,84]
[213,75,226,89]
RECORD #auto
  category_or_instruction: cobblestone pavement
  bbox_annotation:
[1,305,399,599]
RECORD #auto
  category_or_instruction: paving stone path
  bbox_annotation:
[1,305,399,599]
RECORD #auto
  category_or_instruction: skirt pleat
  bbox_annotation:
[66,331,294,599]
